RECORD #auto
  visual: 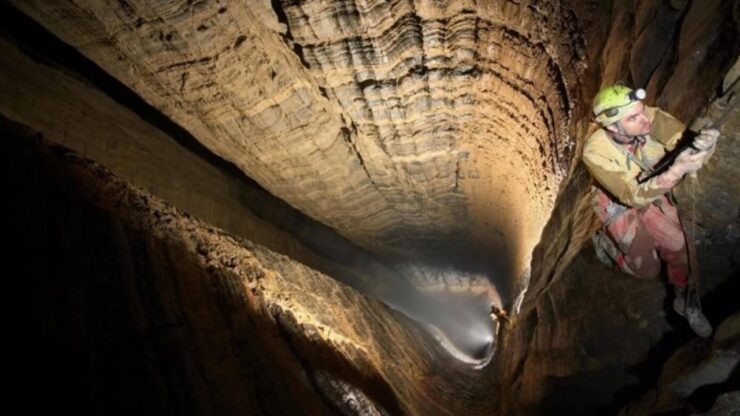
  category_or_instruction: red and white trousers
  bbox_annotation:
[592,190,689,288]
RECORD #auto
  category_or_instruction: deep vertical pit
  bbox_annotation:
[1,0,581,361]
[9,0,581,284]
[0,0,582,378]
[2,0,738,414]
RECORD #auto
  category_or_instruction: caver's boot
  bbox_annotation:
[673,286,687,315]
[592,230,617,267]
[673,286,713,338]
[591,230,634,276]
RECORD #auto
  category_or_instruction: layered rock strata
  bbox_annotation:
[0,15,498,357]
[11,0,590,289]
[3,121,496,415]
[3,0,739,414]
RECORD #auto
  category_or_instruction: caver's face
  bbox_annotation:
[608,102,651,138]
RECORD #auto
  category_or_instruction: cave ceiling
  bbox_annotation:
[13,0,588,281]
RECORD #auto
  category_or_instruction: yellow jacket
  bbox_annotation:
[583,107,686,208]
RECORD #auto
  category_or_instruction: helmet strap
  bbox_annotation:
[607,122,638,145]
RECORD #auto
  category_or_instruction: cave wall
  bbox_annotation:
[1,0,738,414]
[9,0,599,288]
[0,13,500,357]
[496,1,740,414]
[2,119,497,415]
[0,9,333,277]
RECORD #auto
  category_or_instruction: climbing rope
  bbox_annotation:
[681,82,739,317]
[683,173,702,316]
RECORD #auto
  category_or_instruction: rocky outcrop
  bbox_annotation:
[618,311,740,415]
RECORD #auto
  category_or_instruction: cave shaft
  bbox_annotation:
[11,0,584,289]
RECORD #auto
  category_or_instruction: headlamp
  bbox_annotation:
[604,88,646,117]
[630,88,646,101]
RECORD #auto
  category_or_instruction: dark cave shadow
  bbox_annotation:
[593,248,740,414]
[2,121,404,415]
[0,2,265,193]
[598,307,694,415]
[689,366,740,412]
[567,244,695,415]
[685,272,740,412]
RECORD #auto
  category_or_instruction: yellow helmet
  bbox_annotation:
[592,84,646,126]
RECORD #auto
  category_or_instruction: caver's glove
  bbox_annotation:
[693,128,719,164]
[693,128,719,151]
[657,147,709,187]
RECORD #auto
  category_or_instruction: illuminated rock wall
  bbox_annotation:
[2,0,738,414]
[11,0,590,286]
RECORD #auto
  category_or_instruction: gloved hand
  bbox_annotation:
[657,147,709,187]
[671,147,707,175]
[693,128,719,151]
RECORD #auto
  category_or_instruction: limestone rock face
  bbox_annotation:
[0,27,327,272]
[0,23,482,354]
[2,0,739,414]
[10,0,593,285]
[3,121,496,415]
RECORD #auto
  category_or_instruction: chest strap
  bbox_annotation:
[608,135,653,178]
